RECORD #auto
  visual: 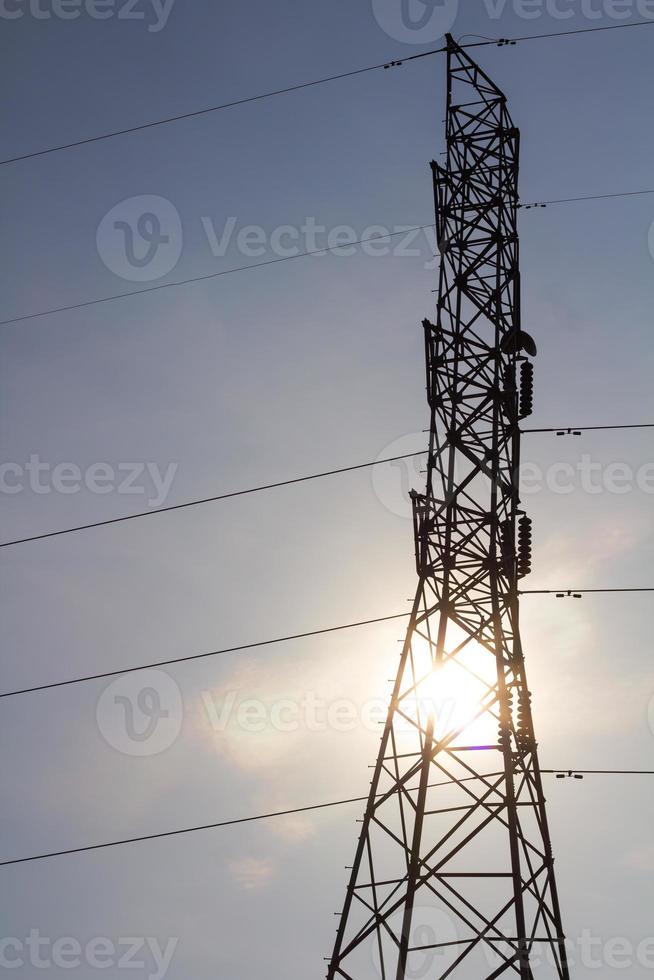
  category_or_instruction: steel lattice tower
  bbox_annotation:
[327,37,570,980]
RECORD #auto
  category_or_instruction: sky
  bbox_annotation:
[1,0,654,977]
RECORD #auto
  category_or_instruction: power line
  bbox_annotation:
[2,768,652,869]
[3,20,653,169]
[0,225,435,327]
[544,769,654,776]
[497,19,654,44]
[0,612,411,699]
[3,587,652,700]
[0,449,427,549]
[3,182,654,329]
[522,588,654,597]
[462,20,654,47]
[523,423,654,434]
[3,419,652,550]
[0,794,386,869]
[520,188,654,209]
[0,49,445,168]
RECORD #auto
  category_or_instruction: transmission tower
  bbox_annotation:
[327,37,570,980]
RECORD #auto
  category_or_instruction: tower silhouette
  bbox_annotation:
[327,37,570,980]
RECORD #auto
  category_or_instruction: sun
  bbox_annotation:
[403,632,495,743]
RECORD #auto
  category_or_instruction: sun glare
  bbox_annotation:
[417,660,485,738]
[402,633,495,743]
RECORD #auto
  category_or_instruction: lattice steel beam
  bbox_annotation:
[327,36,570,980]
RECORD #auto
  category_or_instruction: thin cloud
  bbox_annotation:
[228,857,275,891]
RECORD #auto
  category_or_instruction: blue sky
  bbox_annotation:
[1,1,654,977]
